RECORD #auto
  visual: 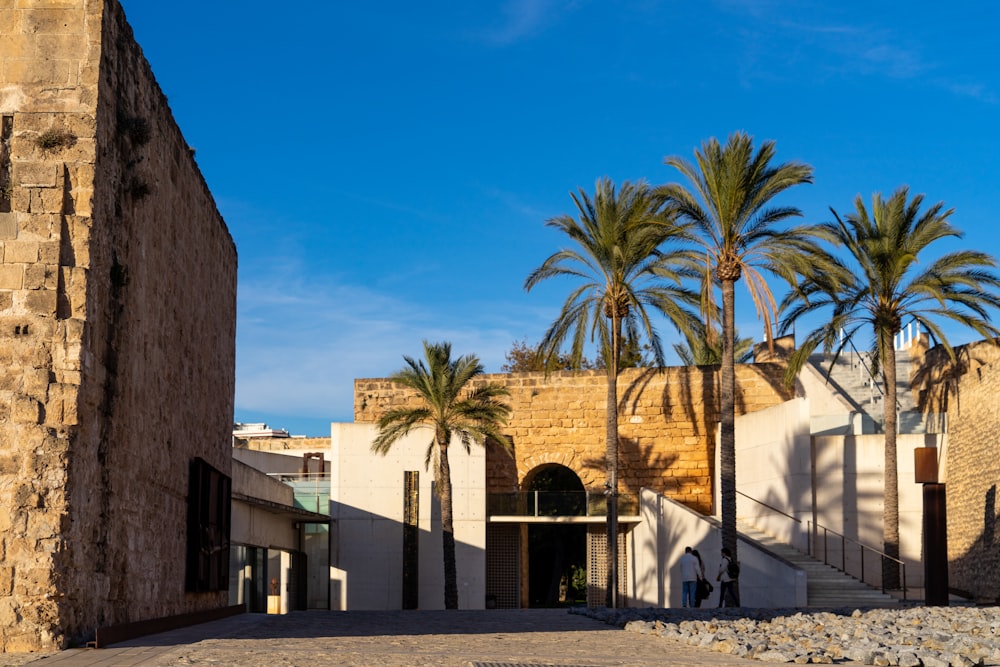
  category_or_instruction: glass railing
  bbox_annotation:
[268,472,331,516]
[487,491,638,517]
[810,411,946,436]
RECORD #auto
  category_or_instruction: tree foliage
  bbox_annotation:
[657,131,830,558]
[525,177,699,606]
[500,338,593,373]
[780,186,1000,588]
[673,321,754,366]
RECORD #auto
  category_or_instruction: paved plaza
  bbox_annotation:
[10,609,774,667]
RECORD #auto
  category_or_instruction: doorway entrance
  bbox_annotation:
[524,464,587,607]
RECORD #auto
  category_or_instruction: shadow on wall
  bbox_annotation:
[329,492,485,611]
[631,489,807,608]
[487,436,519,492]
[948,484,1000,603]
[581,437,679,497]
[620,365,718,438]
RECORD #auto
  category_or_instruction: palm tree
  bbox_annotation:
[525,177,699,607]
[673,319,754,366]
[657,132,831,560]
[780,186,1000,588]
[372,341,513,609]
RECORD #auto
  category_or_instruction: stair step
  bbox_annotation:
[737,520,898,609]
[806,348,921,429]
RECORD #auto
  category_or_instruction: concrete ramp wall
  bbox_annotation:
[630,488,806,608]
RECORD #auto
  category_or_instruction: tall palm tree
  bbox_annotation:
[372,341,513,609]
[780,186,1000,588]
[525,177,699,607]
[657,132,830,560]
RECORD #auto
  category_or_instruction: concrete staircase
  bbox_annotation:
[738,521,898,608]
[808,347,923,432]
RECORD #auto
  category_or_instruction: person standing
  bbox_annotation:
[679,546,699,607]
[717,547,741,607]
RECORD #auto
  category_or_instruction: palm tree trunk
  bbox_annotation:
[605,316,622,608]
[605,363,619,608]
[438,434,459,609]
[720,278,737,558]
[882,340,901,590]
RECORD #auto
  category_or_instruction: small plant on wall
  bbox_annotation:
[117,113,151,146]
[35,129,77,151]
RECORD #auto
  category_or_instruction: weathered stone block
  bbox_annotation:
[0,33,33,58]
[22,367,48,397]
[26,188,63,214]
[0,213,16,240]
[12,212,52,238]
[14,162,58,189]
[0,454,19,475]
[4,240,38,263]
[38,241,59,266]
[36,34,89,59]
[22,262,49,288]
[24,289,56,314]
[43,386,63,425]
[11,394,40,423]
[4,58,74,86]
[20,8,85,35]
[0,264,23,289]
[13,567,52,598]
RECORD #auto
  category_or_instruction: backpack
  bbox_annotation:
[727,558,740,579]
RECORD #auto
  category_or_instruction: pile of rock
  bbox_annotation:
[572,605,1000,665]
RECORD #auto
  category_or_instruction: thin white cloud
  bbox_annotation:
[480,184,550,221]
[850,42,924,79]
[471,0,579,46]
[715,2,994,102]
[235,271,529,424]
[938,80,998,104]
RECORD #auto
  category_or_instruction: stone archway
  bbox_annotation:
[524,464,588,607]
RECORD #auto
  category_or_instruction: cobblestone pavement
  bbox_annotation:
[11,609,784,667]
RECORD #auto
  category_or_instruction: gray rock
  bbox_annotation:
[582,605,1000,667]
[757,649,797,662]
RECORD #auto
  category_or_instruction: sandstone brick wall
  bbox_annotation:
[355,363,791,514]
[0,0,236,651]
[926,340,1000,602]
[234,436,331,453]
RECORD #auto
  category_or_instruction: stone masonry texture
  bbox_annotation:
[355,364,792,514]
[0,0,236,652]
[914,339,1000,603]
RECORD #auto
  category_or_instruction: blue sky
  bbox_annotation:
[120,1,1000,436]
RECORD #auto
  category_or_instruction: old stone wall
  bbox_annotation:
[355,363,791,514]
[234,436,331,453]
[924,340,1000,602]
[0,0,236,651]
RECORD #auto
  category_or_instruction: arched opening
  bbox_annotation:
[524,464,587,607]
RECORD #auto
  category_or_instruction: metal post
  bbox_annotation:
[923,483,949,605]
[859,544,863,584]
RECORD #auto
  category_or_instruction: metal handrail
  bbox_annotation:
[486,491,638,517]
[838,327,909,412]
[736,490,802,524]
[808,520,907,599]
[843,338,885,399]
